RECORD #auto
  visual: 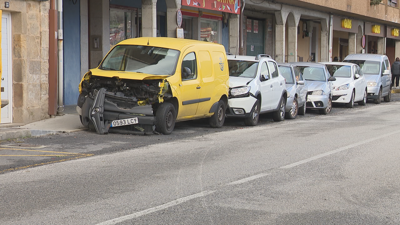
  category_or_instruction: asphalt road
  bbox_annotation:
[1,94,400,224]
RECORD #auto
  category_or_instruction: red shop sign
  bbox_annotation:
[182,0,241,14]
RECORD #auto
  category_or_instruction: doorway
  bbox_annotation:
[1,12,12,123]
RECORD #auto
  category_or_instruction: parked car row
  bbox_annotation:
[76,37,392,135]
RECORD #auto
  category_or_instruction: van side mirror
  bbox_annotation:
[328,76,336,81]
[383,69,390,76]
[354,74,360,79]
[260,74,270,81]
[297,80,305,85]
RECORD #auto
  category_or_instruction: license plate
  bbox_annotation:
[111,118,138,127]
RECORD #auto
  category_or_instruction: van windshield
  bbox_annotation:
[228,60,258,78]
[100,45,180,75]
[343,60,380,75]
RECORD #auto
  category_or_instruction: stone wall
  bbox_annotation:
[0,0,50,123]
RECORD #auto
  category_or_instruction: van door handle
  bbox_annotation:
[196,86,201,89]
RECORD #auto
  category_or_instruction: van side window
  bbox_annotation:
[182,52,197,80]
[268,61,279,78]
[381,61,385,76]
[260,62,269,81]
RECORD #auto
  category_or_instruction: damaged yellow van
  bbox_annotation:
[76,37,229,135]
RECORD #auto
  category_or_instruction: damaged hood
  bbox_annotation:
[90,68,170,80]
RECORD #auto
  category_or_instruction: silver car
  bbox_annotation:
[278,63,308,118]
[290,62,336,115]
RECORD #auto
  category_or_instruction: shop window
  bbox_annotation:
[110,8,137,48]
[388,0,397,7]
[182,18,193,39]
[200,19,220,43]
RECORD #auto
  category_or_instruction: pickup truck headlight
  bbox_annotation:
[230,86,251,97]
[367,82,377,87]
[335,83,350,91]
[312,90,325,95]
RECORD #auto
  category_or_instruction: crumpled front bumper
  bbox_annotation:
[77,88,155,134]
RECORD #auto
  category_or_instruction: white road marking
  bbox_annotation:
[97,129,400,224]
[96,190,216,225]
[227,172,270,186]
[280,129,400,169]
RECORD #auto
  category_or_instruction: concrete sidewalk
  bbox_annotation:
[0,106,85,141]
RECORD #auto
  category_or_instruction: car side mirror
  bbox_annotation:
[328,76,336,81]
[354,74,360,79]
[297,80,305,85]
[383,69,390,76]
[182,67,192,79]
[261,74,270,81]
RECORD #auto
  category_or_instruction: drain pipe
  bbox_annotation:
[48,0,58,116]
[57,0,64,115]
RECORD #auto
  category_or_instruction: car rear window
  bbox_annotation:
[326,65,351,78]
[278,66,294,84]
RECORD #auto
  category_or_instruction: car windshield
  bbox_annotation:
[100,45,180,75]
[343,60,380,75]
[326,65,351,78]
[278,66,294,84]
[298,66,326,81]
[228,60,258,78]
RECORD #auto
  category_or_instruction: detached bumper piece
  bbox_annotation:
[81,88,155,135]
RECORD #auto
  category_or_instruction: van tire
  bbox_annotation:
[209,100,226,128]
[155,102,176,135]
[384,87,391,102]
[374,88,382,104]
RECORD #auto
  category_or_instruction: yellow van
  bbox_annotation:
[77,37,229,135]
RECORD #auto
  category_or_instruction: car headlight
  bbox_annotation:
[230,86,251,97]
[312,90,325,95]
[367,82,377,87]
[335,83,350,91]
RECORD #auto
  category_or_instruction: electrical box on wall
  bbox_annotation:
[91,36,102,51]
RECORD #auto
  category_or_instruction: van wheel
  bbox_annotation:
[384,87,391,102]
[155,102,176,135]
[272,97,286,122]
[209,100,226,128]
[374,88,382,104]
[285,97,298,119]
[346,91,355,108]
[244,100,260,126]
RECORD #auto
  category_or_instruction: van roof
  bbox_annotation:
[344,54,388,61]
[117,37,223,50]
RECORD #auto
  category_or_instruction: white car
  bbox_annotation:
[320,62,368,107]
[226,54,287,126]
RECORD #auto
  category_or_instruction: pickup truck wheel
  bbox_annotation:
[272,97,286,122]
[244,100,260,126]
[209,100,226,128]
[155,102,176,135]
